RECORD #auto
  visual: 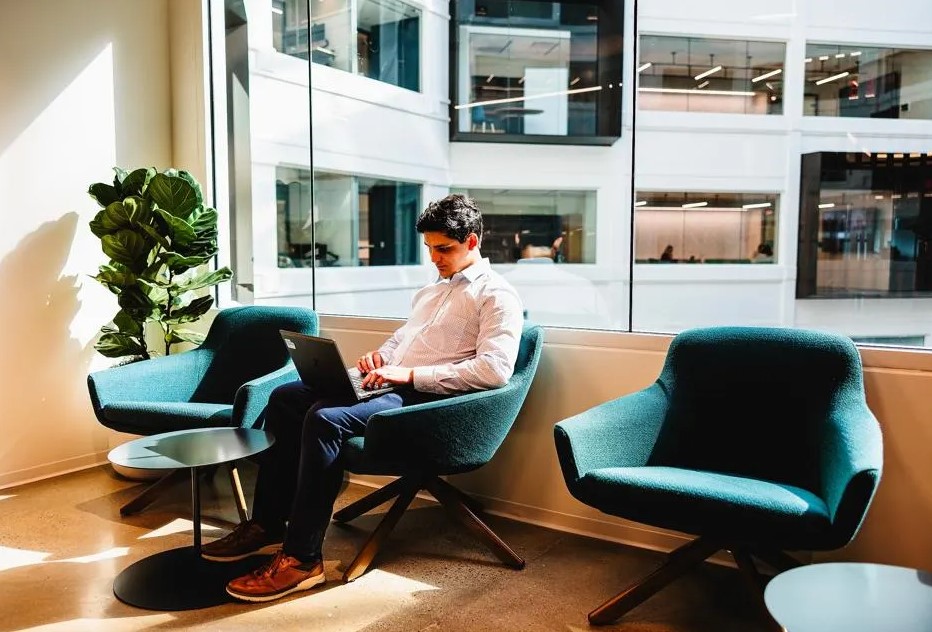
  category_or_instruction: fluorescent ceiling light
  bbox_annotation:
[682,201,708,209]
[818,203,835,209]
[639,87,756,97]
[486,74,495,83]
[697,80,710,89]
[454,85,602,110]
[835,53,846,58]
[694,65,723,80]
[815,71,849,85]
[638,62,652,72]
[805,57,813,63]
[752,68,782,82]
[742,202,773,209]
[875,195,884,200]
[570,76,580,86]
[819,55,830,61]
[271,6,283,14]
[851,51,862,57]
[634,200,647,206]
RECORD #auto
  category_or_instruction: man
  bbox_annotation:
[202,193,525,602]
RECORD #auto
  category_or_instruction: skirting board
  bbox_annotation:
[347,474,738,568]
[0,452,110,491]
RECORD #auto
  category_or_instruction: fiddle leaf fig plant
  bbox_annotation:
[88,167,233,359]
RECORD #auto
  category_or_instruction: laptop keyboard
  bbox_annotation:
[348,369,394,397]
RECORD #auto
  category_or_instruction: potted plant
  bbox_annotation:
[88,167,233,359]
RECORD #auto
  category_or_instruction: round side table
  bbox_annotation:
[764,562,932,632]
[109,427,274,610]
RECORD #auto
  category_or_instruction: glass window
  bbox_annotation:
[804,44,932,119]
[273,0,419,89]
[452,189,596,263]
[638,36,785,115]
[635,192,778,264]
[797,152,932,298]
[277,168,421,268]
[452,0,623,143]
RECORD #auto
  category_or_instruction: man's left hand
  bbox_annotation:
[362,366,414,389]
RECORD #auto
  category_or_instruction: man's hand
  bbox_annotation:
[357,351,385,374]
[361,366,414,389]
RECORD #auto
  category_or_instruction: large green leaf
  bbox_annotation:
[113,167,130,184]
[94,332,146,358]
[88,183,121,207]
[89,208,121,238]
[154,207,197,247]
[165,328,206,346]
[120,168,155,197]
[117,285,156,311]
[148,173,198,218]
[93,264,137,289]
[101,230,151,270]
[137,222,170,249]
[159,251,212,272]
[174,267,233,293]
[167,295,214,323]
[113,309,143,335]
[187,206,217,235]
[103,196,152,229]
[137,279,170,306]
[177,171,204,206]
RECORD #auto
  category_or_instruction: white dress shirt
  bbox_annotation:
[378,257,524,395]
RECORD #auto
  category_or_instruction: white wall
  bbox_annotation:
[0,0,199,486]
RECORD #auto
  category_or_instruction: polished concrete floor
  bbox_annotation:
[0,465,775,632]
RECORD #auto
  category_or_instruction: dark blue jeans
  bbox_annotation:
[251,380,435,562]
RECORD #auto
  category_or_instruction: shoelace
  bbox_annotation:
[251,550,291,579]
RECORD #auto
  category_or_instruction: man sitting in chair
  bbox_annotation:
[203,193,525,602]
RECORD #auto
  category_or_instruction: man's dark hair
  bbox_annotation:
[415,194,483,243]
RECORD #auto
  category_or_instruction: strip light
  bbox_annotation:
[634,200,647,206]
[816,71,849,85]
[818,203,835,209]
[742,202,773,209]
[639,87,756,97]
[454,85,602,110]
[694,65,723,81]
[752,68,782,82]
[682,201,708,209]
[638,62,652,72]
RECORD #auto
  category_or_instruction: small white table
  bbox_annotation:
[764,562,932,631]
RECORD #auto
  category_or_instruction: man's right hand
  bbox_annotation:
[357,351,385,374]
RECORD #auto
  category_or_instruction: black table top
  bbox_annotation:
[108,427,274,470]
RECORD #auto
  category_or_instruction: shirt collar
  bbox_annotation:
[437,257,491,284]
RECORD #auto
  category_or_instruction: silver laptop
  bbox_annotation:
[280,330,397,401]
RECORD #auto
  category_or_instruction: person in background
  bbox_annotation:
[201,193,525,604]
[751,243,774,263]
[660,244,674,262]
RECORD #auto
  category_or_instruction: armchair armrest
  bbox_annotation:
[363,383,525,473]
[819,402,884,545]
[87,350,210,415]
[232,364,301,429]
[554,383,669,485]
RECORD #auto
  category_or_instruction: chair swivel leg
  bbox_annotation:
[732,548,784,632]
[426,477,524,569]
[589,536,723,625]
[333,476,411,523]
[342,476,422,583]
[752,548,804,574]
[119,468,189,516]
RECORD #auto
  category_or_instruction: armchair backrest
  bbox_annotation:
[650,326,868,492]
[191,306,319,404]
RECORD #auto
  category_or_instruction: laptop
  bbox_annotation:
[280,330,397,401]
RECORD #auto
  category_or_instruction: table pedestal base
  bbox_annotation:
[114,546,267,610]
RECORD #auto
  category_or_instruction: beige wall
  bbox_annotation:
[0,0,205,486]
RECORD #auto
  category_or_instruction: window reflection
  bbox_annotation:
[803,44,932,120]
[635,192,778,264]
[638,36,785,115]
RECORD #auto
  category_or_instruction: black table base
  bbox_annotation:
[114,547,269,610]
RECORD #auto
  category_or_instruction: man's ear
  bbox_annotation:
[467,233,480,250]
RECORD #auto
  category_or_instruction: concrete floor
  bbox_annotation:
[0,464,774,632]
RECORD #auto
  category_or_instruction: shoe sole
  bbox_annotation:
[201,542,282,562]
[226,572,326,603]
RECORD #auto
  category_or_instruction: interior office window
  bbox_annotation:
[634,191,778,264]
[452,188,596,263]
[452,0,623,144]
[357,0,420,91]
[275,0,353,71]
[803,44,932,120]
[797,152,932,298]
[638,36,785,115]
[277,168,421,268]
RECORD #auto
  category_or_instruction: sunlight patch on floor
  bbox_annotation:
[54,547,130,564]
[15,614,175,632]
[0,545,50,572]
[0,495,14,501]
[137,518,222,540]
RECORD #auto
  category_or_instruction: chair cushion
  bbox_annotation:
[100,402,234,435]
[578,466,832,548]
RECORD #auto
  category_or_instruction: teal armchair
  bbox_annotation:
[88,305,318,518]
[554,326,883,625]
[334,323,545,582]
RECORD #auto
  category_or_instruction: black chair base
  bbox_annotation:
[118,462,248,522]
[588,536,802,628]
[333,474,525,582]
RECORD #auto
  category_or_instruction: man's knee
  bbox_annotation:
[304,407,349,443]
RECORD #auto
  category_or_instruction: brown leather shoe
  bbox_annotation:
[201,520,282,562]
[226,551,326,602]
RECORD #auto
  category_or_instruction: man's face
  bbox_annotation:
[423,231,478,278]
